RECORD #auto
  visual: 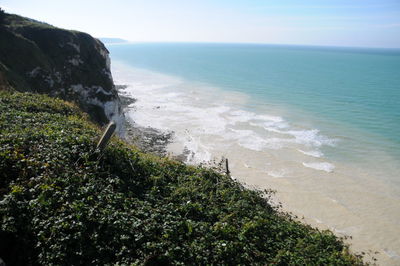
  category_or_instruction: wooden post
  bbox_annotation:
[225,158,230,176]
[96,121,116,152]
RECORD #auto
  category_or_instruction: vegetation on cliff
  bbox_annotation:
[0,91,364,265]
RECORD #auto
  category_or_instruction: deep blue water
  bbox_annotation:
[108,43,400,161]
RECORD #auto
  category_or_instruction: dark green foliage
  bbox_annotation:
[0,91,365,265]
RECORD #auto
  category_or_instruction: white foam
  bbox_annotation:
[298,149,324,158]
[249,122,335,151]
[227,129,268,151]
[267,169,287,178]
[227,109,256,123]
[181,133,212,163]
[383,249,400,259]
[288,129,336,147]
[256,114,285,123]
[227,110,288,130]
[302,162,335,173]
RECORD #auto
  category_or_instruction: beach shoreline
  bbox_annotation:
[113,61,400,265]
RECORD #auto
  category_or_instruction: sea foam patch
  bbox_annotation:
[302,162,335,173]
[266,169,288,178]
[298,149,324,158]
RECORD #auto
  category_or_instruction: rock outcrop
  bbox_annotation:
[0,12,124,134]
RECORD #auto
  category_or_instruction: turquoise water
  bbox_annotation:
[108,42,400,179]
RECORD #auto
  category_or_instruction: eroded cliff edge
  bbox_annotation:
[0,12,124,134]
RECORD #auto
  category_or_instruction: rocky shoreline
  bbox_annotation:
[116,84,235,177]
[116,85,176,157]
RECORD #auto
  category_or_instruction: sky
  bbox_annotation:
[2,0,400,48]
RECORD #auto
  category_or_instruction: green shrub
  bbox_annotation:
[0,91,365,265]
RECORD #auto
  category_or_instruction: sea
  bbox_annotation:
[106,42,400,265]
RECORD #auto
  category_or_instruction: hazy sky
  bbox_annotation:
[2,0,400,48]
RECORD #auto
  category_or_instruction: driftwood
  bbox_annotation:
[96,121,116,152]
[225,158,230,176]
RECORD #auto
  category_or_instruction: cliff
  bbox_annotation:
[0,12,124,133]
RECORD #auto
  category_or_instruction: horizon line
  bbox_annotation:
[99,39,400,50]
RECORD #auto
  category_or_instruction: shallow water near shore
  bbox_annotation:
[108,43,400,265]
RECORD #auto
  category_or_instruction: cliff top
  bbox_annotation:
[0,11,123,128]
[4,13,56,30]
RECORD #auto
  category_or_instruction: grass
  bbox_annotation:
[4,14,58,31]
[0,91,365,265]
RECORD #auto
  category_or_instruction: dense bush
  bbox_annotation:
[0,91,364,265]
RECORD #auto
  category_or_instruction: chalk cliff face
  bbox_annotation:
[0,13,124,134]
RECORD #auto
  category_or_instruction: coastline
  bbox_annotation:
[117,85,174,157]
[2,8,397,264]
[113,62,400,265]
